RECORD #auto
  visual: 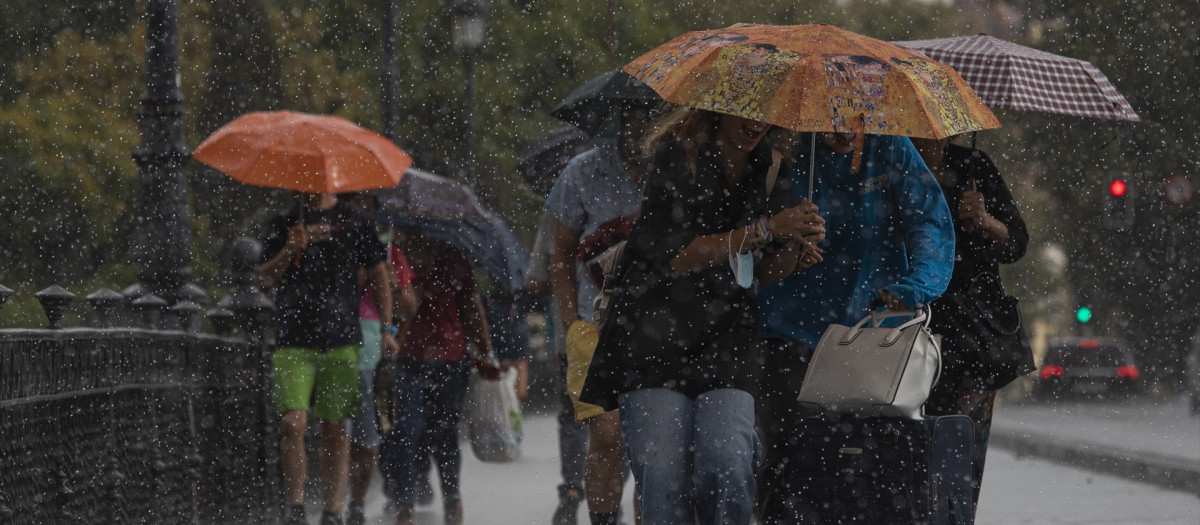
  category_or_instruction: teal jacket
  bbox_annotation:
[759,134,955,348]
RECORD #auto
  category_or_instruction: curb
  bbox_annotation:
[990,427,1200,496]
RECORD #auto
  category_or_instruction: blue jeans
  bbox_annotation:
[379,356,470,508]
[347,369,381,448]
[619,388,760,525]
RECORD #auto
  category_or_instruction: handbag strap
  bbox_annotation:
[842,305,932,345]
[765,149,783,196]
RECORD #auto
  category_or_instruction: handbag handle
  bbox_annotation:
[840,305,933,346]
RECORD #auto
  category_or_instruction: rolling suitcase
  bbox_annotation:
[759,414,974,525]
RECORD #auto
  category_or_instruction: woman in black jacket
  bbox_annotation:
[914,137,1031,510]
[580,107,824,525]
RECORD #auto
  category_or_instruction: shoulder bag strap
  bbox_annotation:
[765,149,783,197]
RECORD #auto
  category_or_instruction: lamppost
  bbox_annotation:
[453,0,489,183]
[381,0,398,141]
[131,0,191,303]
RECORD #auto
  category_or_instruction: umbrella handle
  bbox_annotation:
[808,132,816,202]
[293,206,305,267]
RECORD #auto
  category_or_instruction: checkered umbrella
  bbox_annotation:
[894,34,1140,122]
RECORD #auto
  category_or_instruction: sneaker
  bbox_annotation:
[284,504,307,525]
[346,505,366,525]
[552,485,584,525]
[319,510,344,525]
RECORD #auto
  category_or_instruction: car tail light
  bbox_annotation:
[1117,365,1140,380]
[1040,364,1064,380]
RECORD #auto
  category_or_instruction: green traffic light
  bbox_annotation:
[1076,307,1093,323]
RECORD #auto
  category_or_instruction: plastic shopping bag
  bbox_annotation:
[466,367,523,462]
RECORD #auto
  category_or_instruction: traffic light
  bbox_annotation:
[1075,306,1093,324]
[1104,175,1135,229]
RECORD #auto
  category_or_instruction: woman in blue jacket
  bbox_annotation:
[755,131,956,519]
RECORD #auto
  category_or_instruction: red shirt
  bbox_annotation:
[359,244,416,320]
[401,247,476,362]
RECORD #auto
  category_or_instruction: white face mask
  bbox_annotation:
[728,229,754,289]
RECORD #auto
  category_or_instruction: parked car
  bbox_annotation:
[1035,337,1141,400]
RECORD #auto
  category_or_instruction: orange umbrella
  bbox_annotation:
[625,23,1002,169]
[193,111,412,194]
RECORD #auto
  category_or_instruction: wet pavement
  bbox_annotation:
[323,401,1198,524]
[989,395,1200,495]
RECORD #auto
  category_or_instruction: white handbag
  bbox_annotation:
[797,306,942,419]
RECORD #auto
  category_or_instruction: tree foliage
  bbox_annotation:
[0,0,1195,383]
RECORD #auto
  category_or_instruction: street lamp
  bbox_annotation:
[131,0,192,304]
[453,0,489,182]
[381,0,398,141]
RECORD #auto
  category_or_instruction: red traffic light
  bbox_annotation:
[1109,179,1128,197]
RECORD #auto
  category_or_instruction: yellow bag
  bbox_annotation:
[565,320,607,421]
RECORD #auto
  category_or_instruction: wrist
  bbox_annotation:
[755,216,773,246]
[381,323,399,336]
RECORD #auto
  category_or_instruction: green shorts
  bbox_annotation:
[271,345,361,421]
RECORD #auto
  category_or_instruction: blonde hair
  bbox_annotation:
[641,107,797,176]
[641,107,719,176]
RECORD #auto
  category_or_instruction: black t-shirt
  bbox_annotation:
[260,201,387,349]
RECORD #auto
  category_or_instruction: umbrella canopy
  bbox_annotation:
[376,168,529,291]
[516,126,606,196]
[193,110,412,193]
[550,70,663,137]
[626,23,1001,143]
[893,34,1140,122]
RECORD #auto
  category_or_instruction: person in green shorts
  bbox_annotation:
[256,191,398,525]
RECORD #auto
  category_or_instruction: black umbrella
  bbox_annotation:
[550,70,662,137]
[516,126,605,197]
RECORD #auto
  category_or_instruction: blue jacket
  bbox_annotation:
[759,134,955,348]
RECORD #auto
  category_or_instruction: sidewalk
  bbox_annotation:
[336,414,636,524]
[989,395,1200,495]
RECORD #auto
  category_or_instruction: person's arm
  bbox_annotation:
[960,178,1010,242]
[882,137,956,309]
[970,154,1029,264]
[760,197,826,284]
[669,201,826,278]
[525,211,555,297]
[255,223,306,291]
[462,289,501,379]
[394,282,419,324]
[463,292,494,355]
[367,261,399,356]
[550,222,583,329]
